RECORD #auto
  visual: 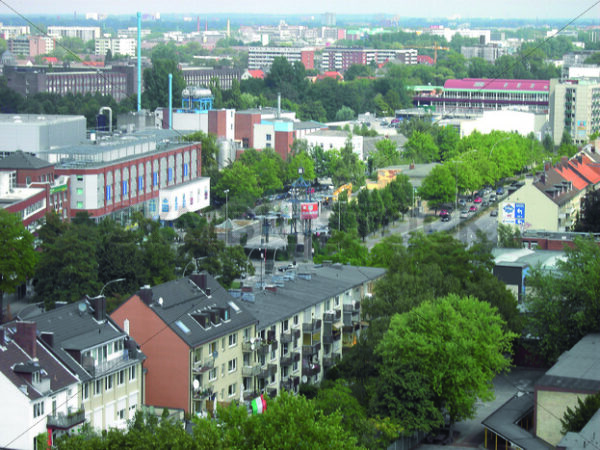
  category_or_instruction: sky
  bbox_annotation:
[2,0,600,20]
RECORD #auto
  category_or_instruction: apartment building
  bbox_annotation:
[16,296,146,434]
[111,273,258,416]
[321,48,417,72]
[248,47,314,70]
[234,263,386,397]
[47,26,101,42]
[182,67,243,90]
[7,35,54,57]
[0,323,81,450]
[95,38,137,57]
[461,44,507,63]
[549,78,600,146]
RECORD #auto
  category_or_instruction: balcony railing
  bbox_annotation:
[302,342,321,356]
[84,349,140,377]
[47,410,85,430]
[193,386,213,400]
[192,357,215,373]
[242,364,261,377]
[304,363,320,376]
[280,332,293,343]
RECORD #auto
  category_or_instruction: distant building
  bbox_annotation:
[321,48,417,72]
[461,44,507,63]
[47,26,101,42]
[248,47,314,70]
[549,78,600,146]
[7,35,54,57]
[181,67,242,90]
[3,64,137,102]
[0,25,30,39]
[95,38,137,57]
[321,12,336,27]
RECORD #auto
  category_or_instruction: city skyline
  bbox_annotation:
[1,0,600,21]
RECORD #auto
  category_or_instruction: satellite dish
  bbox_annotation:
[78,302,86,313]
[250,343,256,351]
[250,338,255,343]
[193,379,200,391]
[301,375,308,383]
[158,297,163,306]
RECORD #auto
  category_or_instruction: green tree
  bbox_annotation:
[315,230,368,266]
[184,131,219,177]
[560,391,600,434]
[419,164,455,209]
[0,210,37,312]
[35,225,101,309]
[329,141,366,187]
[375,294,516,431]
[403,130,440,163]
[142,58,185,111]
[216,161,262,212]
[334,105,355,121]
[369,139,401,171]
[524,237,600,363]
[497,223,522,248]
[286,151,315,182]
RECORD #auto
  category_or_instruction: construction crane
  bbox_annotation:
[410,42,450,64]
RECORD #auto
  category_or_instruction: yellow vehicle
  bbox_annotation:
[332,183,352,202]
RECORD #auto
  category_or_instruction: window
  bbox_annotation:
[153,172,158,186]
[208,368,217,381]
[32,371,40,384]
[122,180,128,196]
[117,370,125,385]
[283,319,289,331]
[293,361,299,372]
[228,383,236,397]
[95,379,102,395]
[183,163,189,177]
[335,296,340,307]
[33,401,44,418]
[76,175,84,182]
[105,375,113,391]
[228,333,237,347]
[228,358,237,373]
[293,315,299,325]
[77,201,83,208]
[168,168,173,182]
[83,382,89,400]
[114,340,123,353]
[209,341,217,355]
[266,134,271,141]
[270,349,276,361]
[106,185,112,201]
[129,366,136,381]
[76,188,83,195]
[138,176,143,191]
[118,408,125,420]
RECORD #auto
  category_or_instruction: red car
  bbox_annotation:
[473,196,483,203]
[439,209,449,216]
[469,205,478,212]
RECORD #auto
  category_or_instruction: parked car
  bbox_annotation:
[489,194,497,202]
[473,196,482,203]
[496,186,505,195]
[458,198,467,207]
[466,195,473,202]
[490,209,498,217]
[460,210,470,219]
[469,205,478,212]
[481,200,489,208]
[439,209,449,216]
[441,213,451,222]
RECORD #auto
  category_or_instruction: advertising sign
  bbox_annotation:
[300,202,319,220]
[502,202,525,225]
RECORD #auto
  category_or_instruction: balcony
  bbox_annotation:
[47,410,85,430]
[280,332,293,344]
[242,364,261,377]
[84,349,141,377]
[266,387,278,398]
[323,312,335,323]
[322,334,334,344]
[242,341,256,352]
[193,386,213,400]
[303,363,320,376]
[323,354,341,368]
[302,320,321,333]
[192,357,214,373]
[302,342,321,356]
[280,354,293,366]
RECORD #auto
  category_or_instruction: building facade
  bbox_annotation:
[549,78,600,146]
[416,78,550,115]
[39,130,208,223]
[182,68,242,90]
[47,26,101,41]
[321,48,417,72]
[111,274,258,416]
[95,38,137,57]
[248,47,314,70]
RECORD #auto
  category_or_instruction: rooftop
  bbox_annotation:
[0,150,53,170]
[236,263,386,330]
[444,78,550,92]
[539,333,600,387]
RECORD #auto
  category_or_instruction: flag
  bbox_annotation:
[251,394,267,415]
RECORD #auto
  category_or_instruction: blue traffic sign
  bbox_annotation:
[515,203,525,219]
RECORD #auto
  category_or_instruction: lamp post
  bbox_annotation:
[100,278,125,296]
[224,189,230,221]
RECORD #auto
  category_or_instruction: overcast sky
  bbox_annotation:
[2,0,599,20]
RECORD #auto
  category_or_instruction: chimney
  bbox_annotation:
[577,155,583,164]
[138,286,153,305]
[14,322,36,358]
[205,288,211,297]
[190,273,207,290]
[89,296,106,321]
[40,332,54,348]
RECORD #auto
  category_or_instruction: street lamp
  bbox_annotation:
[99,278,125,296]
[224,189,230,221]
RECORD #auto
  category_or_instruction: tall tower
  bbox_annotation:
[227,19,230,38]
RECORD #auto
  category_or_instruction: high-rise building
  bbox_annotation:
[321,12,336,27]
[549,78,600,145]
[248,47,314,70]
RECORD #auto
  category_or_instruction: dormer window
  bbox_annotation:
[32,371,40,384]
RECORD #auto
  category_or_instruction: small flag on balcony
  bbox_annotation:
[251,394,267,415]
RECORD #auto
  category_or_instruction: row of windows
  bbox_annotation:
[83,366,137,399]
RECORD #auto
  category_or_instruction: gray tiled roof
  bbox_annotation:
[142,275,258,348]
[26,300,143,382]
[533,168,581,207]
[239,264,386,330]
[0,150,53,170]
[0,327,78,401]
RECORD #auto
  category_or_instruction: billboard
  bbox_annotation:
[300,202,319,220]
[502,202,525,225]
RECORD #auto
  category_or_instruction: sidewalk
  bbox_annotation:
[364,214,426,249]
